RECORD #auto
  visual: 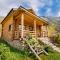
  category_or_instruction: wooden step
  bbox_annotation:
[25,38,48,60]
[26,40,41,60]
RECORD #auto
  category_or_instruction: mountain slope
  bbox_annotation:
[41,17,60,37]
[47,17,60,32]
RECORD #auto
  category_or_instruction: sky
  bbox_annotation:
[0,0,60,17]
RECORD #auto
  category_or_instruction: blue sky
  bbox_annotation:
[0,0,60,17]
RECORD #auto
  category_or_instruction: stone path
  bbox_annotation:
[39,37,60,52]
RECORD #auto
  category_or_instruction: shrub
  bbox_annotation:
[43,45,54,53]
[50,33,60,47]
[51,33,60,44]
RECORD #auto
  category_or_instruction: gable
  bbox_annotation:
[1,9,14,24]
[15,6,48,24]
[1,6,48,25]
[27,9,36,15]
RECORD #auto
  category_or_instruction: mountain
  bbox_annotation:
[41,16,60,37]
[42,16,60,32]
[47,17,60,32]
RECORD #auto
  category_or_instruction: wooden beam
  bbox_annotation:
[41,24,43,37]
[45,25,48,37]
[20,7,48,24]
[41,24,48,37]
[21,13,24,38]
[34,20,36,38]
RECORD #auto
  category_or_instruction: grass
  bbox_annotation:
[40,52,60,60]
[0,38,60,60]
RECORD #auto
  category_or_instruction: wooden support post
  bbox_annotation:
[13,17,16,40]
[41,24,44,37]
[45,25,48,37]
[41,24,48,37]
[34,20,36,38]
[21,13,24,38]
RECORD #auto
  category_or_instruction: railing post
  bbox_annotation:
[41,24,48,37]
[21,13,24,38]
[34,20,36,38]
[41,24,43,37]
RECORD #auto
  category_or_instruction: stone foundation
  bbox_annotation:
[5,39,26,50]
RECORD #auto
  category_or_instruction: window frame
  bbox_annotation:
[8,25,12,31]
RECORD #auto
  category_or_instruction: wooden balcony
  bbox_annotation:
[13,30,36,40]
[13,13,48,40]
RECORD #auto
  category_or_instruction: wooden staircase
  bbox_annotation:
[25,38,48,60]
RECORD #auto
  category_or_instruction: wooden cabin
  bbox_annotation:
[1,6,48,41]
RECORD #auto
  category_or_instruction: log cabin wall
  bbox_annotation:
[2,13,13,40]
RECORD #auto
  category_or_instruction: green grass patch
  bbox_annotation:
[40,52,60,60]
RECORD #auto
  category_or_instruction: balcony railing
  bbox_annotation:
[14,30,36,39]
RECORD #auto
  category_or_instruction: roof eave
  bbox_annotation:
[1,8,13,24]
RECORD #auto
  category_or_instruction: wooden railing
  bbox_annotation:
[14,31,19,39]
[14,30,36,39]
[29,31,36,37]
[24,30,36,37]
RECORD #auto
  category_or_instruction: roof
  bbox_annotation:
[1,8,13,24]
[1,6,48,24]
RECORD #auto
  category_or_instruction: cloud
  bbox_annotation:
[0,0,30,16]
[28,0,53,16]
[57,11,60,17]
[0,0,60,17]
[28,0,45,15]
[0,0,21,16]
[45,8,52,16]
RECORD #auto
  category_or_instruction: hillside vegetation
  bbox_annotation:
[0,39,33,60]
[44,17,60,37]
[0,38,60,60]
[48,17,60,32]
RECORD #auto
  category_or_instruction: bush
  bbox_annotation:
[43,45,54,53]
[50,33,60,47]
[51,33,60,44]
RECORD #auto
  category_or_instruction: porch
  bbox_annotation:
[13,11,48,40]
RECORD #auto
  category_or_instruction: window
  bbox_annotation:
[9,25,12,31]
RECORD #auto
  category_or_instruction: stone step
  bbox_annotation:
[39,37,60,52]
